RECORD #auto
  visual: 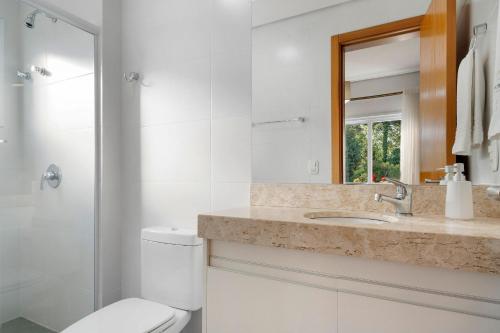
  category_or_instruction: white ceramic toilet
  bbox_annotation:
[63,227,203,333]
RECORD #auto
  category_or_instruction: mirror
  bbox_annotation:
[343,32,420,184]
[252,0,500,185]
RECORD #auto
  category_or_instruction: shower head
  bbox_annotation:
[25,9,40,29]
[24,9,57,29]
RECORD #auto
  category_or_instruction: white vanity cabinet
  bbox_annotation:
[207,268,338,333]
[203,241,500,333]
[338,293,500,333]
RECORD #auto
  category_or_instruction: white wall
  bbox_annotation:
[0,197,32,324]
[252,0,351,27]
[99,0,123,308]
[0,0,27,197]
[457,0,500,185]
[252,0,430,184]
[0,0,31,325]
[120,0,251,332]
[37,0,102,27]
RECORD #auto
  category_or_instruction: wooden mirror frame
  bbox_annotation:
[331,2,457,185]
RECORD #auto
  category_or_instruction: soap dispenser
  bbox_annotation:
[439,165,455,185]
[445,163,474,220]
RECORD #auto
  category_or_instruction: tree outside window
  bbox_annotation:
[345,118,401,184]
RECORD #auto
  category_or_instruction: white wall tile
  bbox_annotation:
[212,51,251,119]
[211,0,252,54]
[212,116,251,183]
[139,58,211,126]
[140,120,211,183]
[141,181,211,230]
[212,182,250,211]
[120,2,252,333]
[45,21,95,84]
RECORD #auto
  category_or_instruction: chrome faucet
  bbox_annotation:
[374,178,413,216]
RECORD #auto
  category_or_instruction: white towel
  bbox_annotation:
[473,48,485,146]
[490,88,500,139]
[453,50,474,156]
[488,2,500,172]
[491,2,500,140]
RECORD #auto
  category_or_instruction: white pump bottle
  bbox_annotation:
[445,163,474,220]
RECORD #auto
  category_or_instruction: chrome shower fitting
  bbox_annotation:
[124,72,140,82]
[40,164,62,190]
[25,9,58,29]
[31,65,51,77]
[17,70,31,80]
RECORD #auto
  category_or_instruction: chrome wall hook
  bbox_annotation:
[17,70,31,81]
[124,72,140,82]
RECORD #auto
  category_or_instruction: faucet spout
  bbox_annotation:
[374,179,413,216]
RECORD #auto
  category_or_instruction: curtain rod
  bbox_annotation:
[349,91,403,102]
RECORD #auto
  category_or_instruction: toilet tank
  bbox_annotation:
[141,227,203,311]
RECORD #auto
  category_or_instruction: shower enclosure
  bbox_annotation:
[0,1,98,332]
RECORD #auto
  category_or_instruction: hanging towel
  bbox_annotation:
[488,2,500,172]
[490,92,500,139]
[453,50,474,156]
[473,48,486,146]
[491,2,500,140]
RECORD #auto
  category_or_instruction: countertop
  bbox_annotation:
[198,206,500,275]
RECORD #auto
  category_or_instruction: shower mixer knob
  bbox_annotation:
[40,164,62,190]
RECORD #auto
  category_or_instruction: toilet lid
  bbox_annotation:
[62,298,176,333]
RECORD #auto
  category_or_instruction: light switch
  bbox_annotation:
[308,160,320,175]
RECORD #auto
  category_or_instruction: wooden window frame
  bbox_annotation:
[331,16,423,184]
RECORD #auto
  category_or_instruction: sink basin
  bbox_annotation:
[304,211,397,225]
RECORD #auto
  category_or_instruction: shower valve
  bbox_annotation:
[40,164,62,190]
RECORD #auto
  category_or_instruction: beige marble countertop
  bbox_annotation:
[198,206,500,275]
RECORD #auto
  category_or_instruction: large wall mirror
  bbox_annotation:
[251,0,500,186]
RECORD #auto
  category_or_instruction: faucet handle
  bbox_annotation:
[383,178,409,198]
[384,177,407,187]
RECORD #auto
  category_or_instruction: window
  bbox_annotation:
[344,115,401,184]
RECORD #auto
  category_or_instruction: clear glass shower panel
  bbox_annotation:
[0,1,96,332]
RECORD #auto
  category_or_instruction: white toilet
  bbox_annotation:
[63,227,203,333]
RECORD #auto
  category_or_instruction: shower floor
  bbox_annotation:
[1,318,55,333]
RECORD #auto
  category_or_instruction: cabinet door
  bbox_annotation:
[207,268,338,333]
[338,292,500,333]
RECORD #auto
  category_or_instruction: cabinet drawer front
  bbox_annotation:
[207,267,338,333]
[338,292,500,333]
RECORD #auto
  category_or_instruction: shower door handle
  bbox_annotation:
[40,164,62,190]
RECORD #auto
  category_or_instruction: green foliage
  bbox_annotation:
[345,120,401,183]
[372,121,401,182]
[345,123,368,183]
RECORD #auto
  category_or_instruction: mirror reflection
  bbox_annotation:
[343,33,420,184]
[252,0,500,186]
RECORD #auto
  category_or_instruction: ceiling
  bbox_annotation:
[345,36,420,82]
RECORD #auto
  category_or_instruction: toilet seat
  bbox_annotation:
[62,298,177,333]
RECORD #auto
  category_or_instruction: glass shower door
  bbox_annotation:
[0,1,96,332]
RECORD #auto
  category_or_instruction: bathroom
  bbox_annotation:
[0,0,499,332]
